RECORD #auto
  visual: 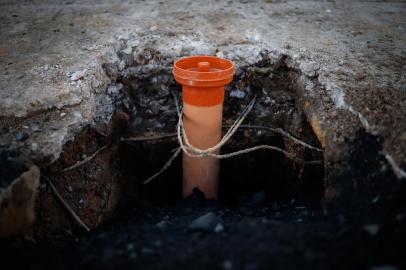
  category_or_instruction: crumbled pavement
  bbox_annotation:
[0,0,404,174]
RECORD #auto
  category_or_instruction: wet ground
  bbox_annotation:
[2,189,406,270]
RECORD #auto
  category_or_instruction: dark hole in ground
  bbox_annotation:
[31,52,325,240]
[115,55,325,208]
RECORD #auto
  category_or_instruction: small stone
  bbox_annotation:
[73,111,83,121]
[15,131,29,141]
[31,124,40,132]
[216,50,225,58]
[150,100,160,114]
[363,224,380,236]
[223,260,233,270]
[70,69,87,81]
[126,243,135,251]
[264,96,272,104]
[160,84,169,96]
[118,60,126,71]
[107,83,123,95]
[214,223,224,233]
[156,220,170,231]
[31,143,38,152]
[50,122,62,130]
[144,109,153,117]
[326,9,331,13]
[189,212,221,232]
[66,185,73,192]
[60,112,67,118]
[371,195,380,204]
[300,62,319,77]
[230,89,246,99]
[150,25,158,31]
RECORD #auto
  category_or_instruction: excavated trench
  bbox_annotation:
[4,50,406,270]
[33,50,326,237]
[116,58,325,207]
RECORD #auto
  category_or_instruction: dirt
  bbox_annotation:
[1,188,405,270]
[323,130,406,222]
[34,127,120,237]
[345,85,406,169]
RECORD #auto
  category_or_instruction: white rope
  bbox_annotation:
[176,95,300,162]
[231,124,323,152]
[175,94,257,157]
[143,93,323,184]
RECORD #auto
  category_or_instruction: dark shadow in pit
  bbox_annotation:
[118,139,182,206]
[219,132,325,207]
[118,130,324,208]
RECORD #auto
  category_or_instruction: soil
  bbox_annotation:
[2,129,404,269]
[1,188,405,270]
[1,129,405,269]
[33,126,120,237]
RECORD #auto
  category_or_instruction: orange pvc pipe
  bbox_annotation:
[182,103,223,198]
[173,56,234,199]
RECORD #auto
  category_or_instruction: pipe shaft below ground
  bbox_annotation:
[182,103,223,199]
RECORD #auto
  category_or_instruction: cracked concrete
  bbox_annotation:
[0,1,405,195]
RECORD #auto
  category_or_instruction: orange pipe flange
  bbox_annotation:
[173,56,234,199]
